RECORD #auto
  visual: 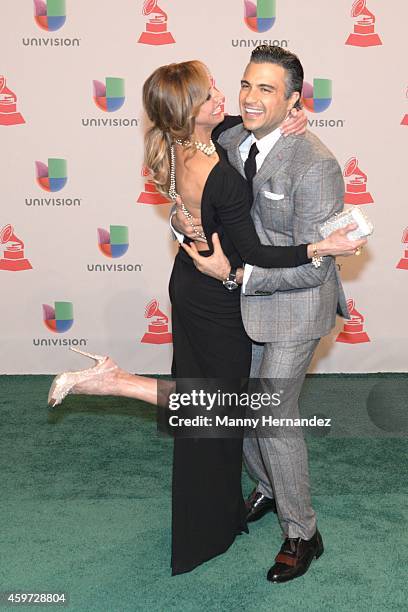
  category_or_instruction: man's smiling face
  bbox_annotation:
[239,61,299,139]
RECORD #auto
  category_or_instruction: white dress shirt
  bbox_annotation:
[239,127,282,292]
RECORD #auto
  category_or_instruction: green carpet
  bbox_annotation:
[0,375,407,612]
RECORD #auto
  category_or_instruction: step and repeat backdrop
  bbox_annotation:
[1,1,407,374]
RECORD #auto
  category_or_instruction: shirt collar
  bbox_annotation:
[253,126,282,156]
[240,126,282,155]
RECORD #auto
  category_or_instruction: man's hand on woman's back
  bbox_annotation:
[171,196,206,242]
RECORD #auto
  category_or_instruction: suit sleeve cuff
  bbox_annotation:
[242,264,253,294]
[170,210,185,243]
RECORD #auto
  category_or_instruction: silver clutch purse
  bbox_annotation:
[319,207,373,240]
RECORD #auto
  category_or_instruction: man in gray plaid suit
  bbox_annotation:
[173,46,357,583]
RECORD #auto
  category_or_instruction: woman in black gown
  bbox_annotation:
[48,60,364,576]
[166,122,312,575]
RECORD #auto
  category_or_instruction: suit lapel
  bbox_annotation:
[221,128,297,195]
[252,136,294,201]
[221,126,250,179]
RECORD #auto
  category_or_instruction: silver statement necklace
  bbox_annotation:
[169,142,213,241]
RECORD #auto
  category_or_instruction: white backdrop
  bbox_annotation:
[1,0,407,374]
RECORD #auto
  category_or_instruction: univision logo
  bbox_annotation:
[82,78,137,128]
[244,0,276,33]
[302,79,332,113]
[302,78,345,128]
[26,157,81,207]
[23,0,80,47]
[35,158,67,192]
[34,0,66,31]
[233,1,287,49]
[98,225,129,258]
[43,301,73,333]
[87,225,143,272]
[33,300,87,347]
[93,77,125,112]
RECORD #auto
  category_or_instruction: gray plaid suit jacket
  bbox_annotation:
[218,125,350,343]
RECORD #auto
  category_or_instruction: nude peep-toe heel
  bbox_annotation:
[47,347,116,408]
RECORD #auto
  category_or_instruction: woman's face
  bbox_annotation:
[194,75,225,131]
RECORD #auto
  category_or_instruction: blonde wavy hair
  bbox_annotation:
[143,60,210,196]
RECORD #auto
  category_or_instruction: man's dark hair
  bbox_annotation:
[250,45,304,109]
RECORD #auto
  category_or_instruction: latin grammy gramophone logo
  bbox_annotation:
[396,227,408,270]
[336,299,370,344]
[138,0,175,46]
[43,301,74,333]
[93,78,125,112]
[36,158,67,192]
[401,87,408,126]
[343,157,373,205]
[0,77,25,126]
[211,76,226,115]
[137,167,170,205]
[301,79,332,113]
[98,226,129,258]
[0,225,32,271]
[34,0,66,32]
[141,299,172,344]
[345,0,382,47]
[244,0,276,33]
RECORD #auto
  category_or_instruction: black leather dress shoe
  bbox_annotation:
[245,488,277,523]
[267,529,324,583]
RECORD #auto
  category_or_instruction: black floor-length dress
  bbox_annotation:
[168,141,310,575]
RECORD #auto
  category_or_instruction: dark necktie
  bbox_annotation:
[244,142,259,185]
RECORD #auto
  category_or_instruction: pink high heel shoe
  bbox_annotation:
[47,347,117,408]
